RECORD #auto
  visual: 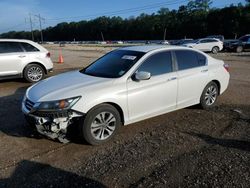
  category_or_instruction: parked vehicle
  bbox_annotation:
[159,40,169,45]
[183,38,223,54]
[224,34,250,52]
[206,35,225,42]
[22,45,229,145]
[116,41,124,44]
[0,39,53,82]
[170,39,193,45]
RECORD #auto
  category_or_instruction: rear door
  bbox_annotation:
[20,42,41,59]
[174,50,208,108]
[196,39,210,51]
[0,42,26,76]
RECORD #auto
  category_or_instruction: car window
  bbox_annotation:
[0,42,23,53]
[208,39,218,42]
[197,52,207,66]
[20,42,39,52]
[175,50,204,70]
[239,36,249,42]
[137,51,172,76]
[200,40,208,43]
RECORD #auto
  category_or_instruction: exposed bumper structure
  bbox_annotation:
[22,98,83,143]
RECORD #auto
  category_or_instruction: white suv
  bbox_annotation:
[22,46,229,145]
[183,38,223,54]
[0,39,53,82]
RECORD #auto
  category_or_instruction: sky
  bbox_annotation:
[0,0,246,34]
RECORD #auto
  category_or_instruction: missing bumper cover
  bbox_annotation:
[26,110,84,143]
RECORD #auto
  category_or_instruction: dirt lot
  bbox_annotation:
[0,45,249,188]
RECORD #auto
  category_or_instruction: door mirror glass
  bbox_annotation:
[135,71,151,80]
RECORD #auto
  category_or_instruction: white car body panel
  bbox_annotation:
[127,71,178,124]
[177,66,208,108]
[22,46,230,127]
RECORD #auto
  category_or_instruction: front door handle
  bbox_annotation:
[201,69,208,73]
[18,55,26,58]
[167,77,177,81]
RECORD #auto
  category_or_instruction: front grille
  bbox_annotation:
[25,98,35,111]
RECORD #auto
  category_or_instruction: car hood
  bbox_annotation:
[26,70,113,102]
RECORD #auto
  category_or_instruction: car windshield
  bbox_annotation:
[80,50,145,78]
[182,40,193,44]
[238,35,249,42]
[188,39,199,44]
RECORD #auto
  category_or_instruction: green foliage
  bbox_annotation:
[0,3,249,41]
[187,0,213,11]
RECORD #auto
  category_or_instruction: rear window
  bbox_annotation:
[175,50,206,70]
[20,42,39,52]
[0,42,23,53]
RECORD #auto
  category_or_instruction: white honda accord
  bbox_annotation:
[22,45,230,145]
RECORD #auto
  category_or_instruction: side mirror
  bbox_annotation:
[134,71,151,81]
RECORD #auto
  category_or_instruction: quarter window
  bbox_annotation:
[197,52,207,66]
[0,42,23,53]
[21,42,39,52]
[175,50,206,70]
[137,51,172,76]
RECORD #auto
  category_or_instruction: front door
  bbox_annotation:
[127,51,178,123]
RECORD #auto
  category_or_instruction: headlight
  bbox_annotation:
[35,96,81,111]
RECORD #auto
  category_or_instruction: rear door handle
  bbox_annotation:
[167,77,177,81]
[18,55,26,58]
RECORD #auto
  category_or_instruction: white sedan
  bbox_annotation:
[183,38,223,54]
[22,45,230,145]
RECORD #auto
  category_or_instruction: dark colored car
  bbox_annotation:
[224,34,250,52]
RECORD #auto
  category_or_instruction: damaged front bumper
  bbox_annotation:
[22,99,84,143]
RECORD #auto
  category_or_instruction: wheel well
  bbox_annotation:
[23,62,47,76]
[212,80,221,95]
[106,102,125,125]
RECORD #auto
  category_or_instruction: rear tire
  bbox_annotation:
[80,104,121,145]
[212,46,219,54]
[200,82,219,110]
[24,64,45,83]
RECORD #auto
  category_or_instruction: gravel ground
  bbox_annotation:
[0,45,249,187]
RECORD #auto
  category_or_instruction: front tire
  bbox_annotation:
[200,82,219,109]
[236,46,243,53]
[80,104,121,145]
[24,64,45,83]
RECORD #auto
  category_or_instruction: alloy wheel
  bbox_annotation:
[90,112,116,140]
[27,66,43,82]
[204,85,217,105]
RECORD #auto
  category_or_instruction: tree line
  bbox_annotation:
[1,0,250,41]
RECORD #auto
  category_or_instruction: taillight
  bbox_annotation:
[223,64,229,72]
[46,52,51,58]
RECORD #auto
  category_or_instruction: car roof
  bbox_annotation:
[199,38,219,41]
[0,39,48,52]
[120,45,188,53]
[0,39,34,43]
